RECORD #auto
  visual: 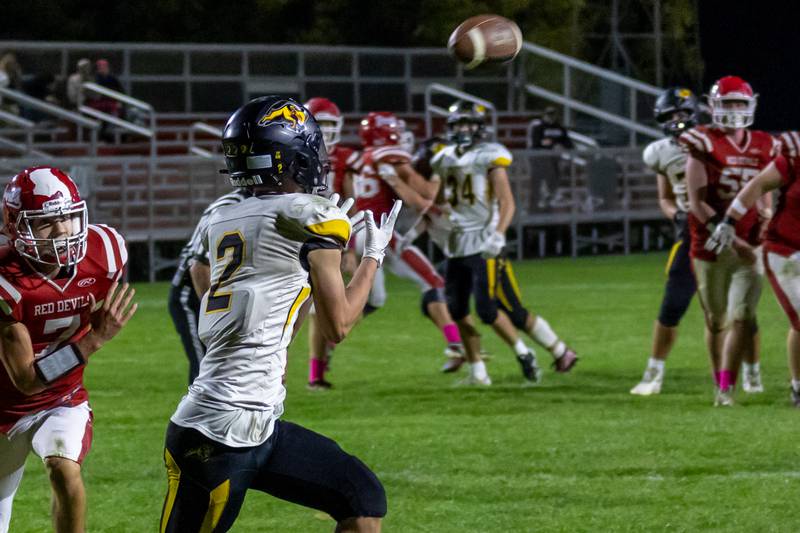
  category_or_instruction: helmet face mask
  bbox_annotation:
[3,167,88,269]
[222,96,329,194]
[708,76,757,130]
[654,87,698,137]
[446,101,486,148]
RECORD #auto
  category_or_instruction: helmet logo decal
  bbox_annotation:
[677,88,692,98]
[258,103,309,131]
[29,169,73,201]
[3,187,20,209]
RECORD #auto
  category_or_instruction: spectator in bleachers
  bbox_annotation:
[0,52,23,115]
[530,106,574,150]
[88,59,126,141]
[94,59,124,94]
[66,58,92,109]
[21,72,60,122]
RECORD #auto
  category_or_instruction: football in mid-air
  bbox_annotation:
[447,14,523,70]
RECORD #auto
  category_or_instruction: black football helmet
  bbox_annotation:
[446,100,487,147]
[221,96,329,193]
[653,87,699,137]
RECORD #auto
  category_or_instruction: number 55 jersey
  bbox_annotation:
[430,141,512,257]
[679,125,778,261]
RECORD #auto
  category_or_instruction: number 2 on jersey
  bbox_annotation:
[206,231,245,313]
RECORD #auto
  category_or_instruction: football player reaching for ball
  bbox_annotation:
[161,96,396,532]
[683,76,778,406]
[430,101,578,386]
[0,167,136,533]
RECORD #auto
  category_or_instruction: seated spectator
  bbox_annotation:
[22,72,60,122]
[0,52,23,115]
[66,58,92,109]
[530,106,574,150]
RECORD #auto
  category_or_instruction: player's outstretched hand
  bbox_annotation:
[705,221,735,255]
[363,200,403,266]
[89,281,138,344]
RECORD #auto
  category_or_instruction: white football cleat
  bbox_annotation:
[741,367,764,393]
[714,387,735,407]
[630,367,663,396]
[454,374,492,387]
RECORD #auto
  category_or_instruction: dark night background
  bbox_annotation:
[698,0,799,132]
[2,1,799,131]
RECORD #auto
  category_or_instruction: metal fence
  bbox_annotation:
[0,146,665,280]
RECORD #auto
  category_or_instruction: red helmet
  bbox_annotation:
[359,112,403,148]
[304,97,343,147]
[708,76,757,129]
[3,166,88,268]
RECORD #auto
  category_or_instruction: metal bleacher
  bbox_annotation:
[0,40,668,280]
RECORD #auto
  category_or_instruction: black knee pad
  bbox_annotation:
[421,288,445,317]
[338,455,387,519]
[506,308,529,330]
[475,302,498,325]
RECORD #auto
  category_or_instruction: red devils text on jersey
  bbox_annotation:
[679,125,778,261]
[352,145,412,218]
[0,224,127,433]
[327,144,357,195]
[766,132,800,256]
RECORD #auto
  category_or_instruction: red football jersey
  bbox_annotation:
[679,125,778,260]
[0,224,127,433]
[765,132,800,255]
[352,145,412,218]
[327,144,357,195]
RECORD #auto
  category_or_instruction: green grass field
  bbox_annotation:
[9,253,800,532]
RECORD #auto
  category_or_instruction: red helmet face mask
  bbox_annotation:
[359,112,402,148]
[304,97,343,147]
[708,75,757,129]
[3,167,88,268]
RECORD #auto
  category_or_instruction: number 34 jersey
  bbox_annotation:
[679,126,778,261]
[0,225,127,433]
[172,193,349,447]
[430,141,512,258]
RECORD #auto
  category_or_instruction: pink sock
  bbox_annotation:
[714,371,721,386]
[442,323,462,344]
[309,358,325,382]
[719,370,733,390]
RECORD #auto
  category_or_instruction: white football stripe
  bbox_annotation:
[0,272,21,303]
[465,28,486,70]
[89,225,117,277]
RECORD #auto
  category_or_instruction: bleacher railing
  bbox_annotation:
[0,86,100,156]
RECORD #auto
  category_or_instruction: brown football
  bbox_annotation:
[447,14,523,70]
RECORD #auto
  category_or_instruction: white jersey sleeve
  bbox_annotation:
[479,142,513,168]
[642,140,661,173]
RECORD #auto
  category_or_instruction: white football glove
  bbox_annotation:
[480,231,506,259]
[704,221,735,255]
[363,200,402,266]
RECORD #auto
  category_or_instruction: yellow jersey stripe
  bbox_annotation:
[160,449,182,533]
[496,279,513,311]
[491,156,512,167]
[200,479,231,533]
[283,286,312,336]
[665,241,682,275]
[306,219,351,244]
[487,258,497,299]
[504,261,523,301]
